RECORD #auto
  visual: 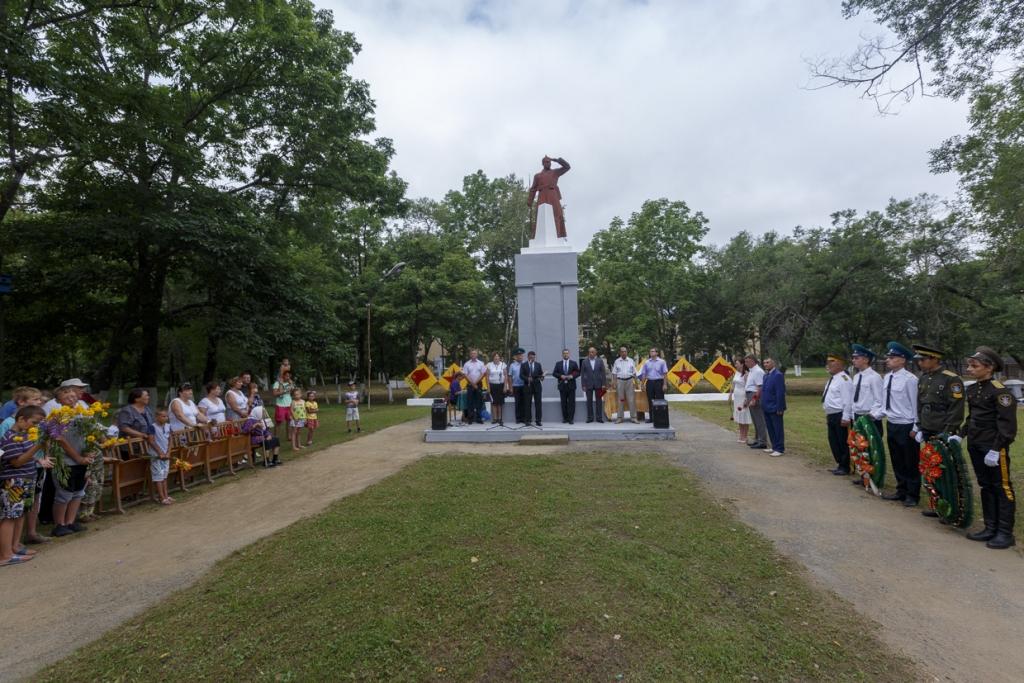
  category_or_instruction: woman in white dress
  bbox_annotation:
[729,360,751,443]
[169,383,209,432]
[484,352,508,425]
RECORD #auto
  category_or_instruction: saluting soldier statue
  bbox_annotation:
[912,344,966,519]
[953,347,1018,549]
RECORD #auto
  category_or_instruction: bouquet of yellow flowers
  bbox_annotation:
[38,402,112,486]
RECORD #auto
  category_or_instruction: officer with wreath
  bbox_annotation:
[912,344,966,520]
[952,346,1018,549]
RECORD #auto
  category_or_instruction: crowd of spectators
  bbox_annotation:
[1,361,325,566]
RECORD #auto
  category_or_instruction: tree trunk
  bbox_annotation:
[202,330,219,384]
[93,283,143,391]
[137,256,169,386]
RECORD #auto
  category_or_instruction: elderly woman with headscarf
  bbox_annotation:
[241,405,282,468]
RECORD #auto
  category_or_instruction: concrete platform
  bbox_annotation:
[423,420,676,443]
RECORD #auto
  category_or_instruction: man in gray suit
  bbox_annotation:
[580,347,607,423]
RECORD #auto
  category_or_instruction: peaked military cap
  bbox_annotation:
[886,342,914,360]
[969,346,1003,372]
[851,344,876,361]
[513,347,525,355]
[912,344,944,360]
[827,353,846,364]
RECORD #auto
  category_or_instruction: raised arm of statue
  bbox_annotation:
[553,157,570,176]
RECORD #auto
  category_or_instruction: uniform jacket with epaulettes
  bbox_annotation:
[916,368,965,434]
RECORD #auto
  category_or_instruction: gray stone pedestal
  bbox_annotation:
[515,250,590,420]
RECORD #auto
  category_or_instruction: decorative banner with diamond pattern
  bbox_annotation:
[405,363,438,397]
[703,357,737,393]
[437,363,467,392]
[668,358,703,394]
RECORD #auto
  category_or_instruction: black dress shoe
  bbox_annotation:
[832,469,850,476]
[568,420,574,425]
[827,467,839,474]
[645,419,653,423]
[903,499,919,507]
[536,422,542,427]
[881,493,905,501]
[922,509,939,518]
[586,419,594,423]
[852,478,864,485]
[597,419,604,423]
[748,442,766,449]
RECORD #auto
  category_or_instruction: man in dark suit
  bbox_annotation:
[761,357,787,456]
[555,348,580,424]
[519,351,545,426]
[579,346,606,423]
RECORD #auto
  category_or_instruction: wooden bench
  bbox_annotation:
[168,428,213,491]
[224,419,254,470]
[202,424,233,479]
[100,437,154,514]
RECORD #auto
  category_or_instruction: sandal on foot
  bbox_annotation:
[160,498,174,505]
[0,555,31,566]
[24,534,51,544]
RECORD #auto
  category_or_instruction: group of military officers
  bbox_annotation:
[821,343,1018,550]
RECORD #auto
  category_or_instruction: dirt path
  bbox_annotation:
[4,415,1022,682]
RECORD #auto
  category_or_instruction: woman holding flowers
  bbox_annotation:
[47,387,94,537]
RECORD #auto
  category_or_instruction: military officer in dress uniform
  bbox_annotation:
[850,344,886,485]
[822,353,854,475]
[912,344,966,519]
[952,346,1018,549]
[880,342,921,507]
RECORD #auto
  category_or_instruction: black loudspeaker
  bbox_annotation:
[431,399,448,430]
[651,399,670,429]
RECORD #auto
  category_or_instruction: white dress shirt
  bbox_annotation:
[881,368,919,426]
[744,365,764,394]
[851,367,884,419]
[612,357,637,379]
[463,358,486,383]
[822,371,854,421]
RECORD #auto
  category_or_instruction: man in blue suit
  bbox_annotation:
[761,357,786,456]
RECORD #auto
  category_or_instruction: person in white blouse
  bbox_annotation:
[822,354,855,475]
[169,383,209,432]
[879,342,921,507]
[743,355,767,448]
[485,352,508,425]
[225,376,249,420]
[198,381,227,425]
[612,346,639,424]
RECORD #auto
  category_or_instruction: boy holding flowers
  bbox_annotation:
[0,405,51,565]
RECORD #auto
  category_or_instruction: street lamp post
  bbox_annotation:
[366,262,406,411]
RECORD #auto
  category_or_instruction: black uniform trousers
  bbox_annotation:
[826,412,849,470]
[523,380,543,424]
[886,422,921,502]
[968,441,1015,512]
[513,385,526,423]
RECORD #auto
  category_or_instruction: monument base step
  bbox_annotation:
[422,420,676,443]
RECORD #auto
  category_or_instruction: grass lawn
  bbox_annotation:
[675,396,1024,536]
[37,453,918,682]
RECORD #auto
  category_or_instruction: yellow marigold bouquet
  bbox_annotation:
[39,402,112,485]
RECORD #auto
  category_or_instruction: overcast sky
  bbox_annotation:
[323,0,968,249]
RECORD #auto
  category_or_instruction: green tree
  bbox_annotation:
[580,199,708,360]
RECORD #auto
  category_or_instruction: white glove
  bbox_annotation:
[985,450,1000,467]
[914,431,924,443]
[948,435,963,445]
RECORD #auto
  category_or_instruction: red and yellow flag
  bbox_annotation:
[668,358,703,394]
[405,363,438,398]
[437,363,467,392]
[704,357,737,393]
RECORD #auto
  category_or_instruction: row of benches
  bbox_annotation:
[99,419,270,514]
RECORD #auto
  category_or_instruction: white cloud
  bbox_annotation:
[324,0,968,247]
